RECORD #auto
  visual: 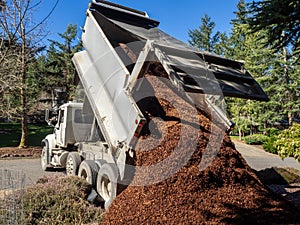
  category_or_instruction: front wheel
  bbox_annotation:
[66,152,81,176]
[41,146,51,171]
[96,163,119,209]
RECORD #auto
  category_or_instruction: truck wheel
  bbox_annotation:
[78,160,99,186]
[96,163,119,209]
[66,152,81,176]
[41,146,51,171]
[95,159,106,169]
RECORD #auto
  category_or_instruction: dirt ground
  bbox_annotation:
[0,146,41,159]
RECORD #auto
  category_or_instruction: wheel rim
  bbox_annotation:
[66,156,74,175]
[80,170,88,180]
[101,175,112,201]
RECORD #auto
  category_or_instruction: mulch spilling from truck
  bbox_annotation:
[102,63,300,225]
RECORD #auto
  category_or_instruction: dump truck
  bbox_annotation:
[41,0,268,209]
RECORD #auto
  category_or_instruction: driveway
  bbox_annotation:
[0,158,64,187]
[1,141,300,189]
[233,140,300,171]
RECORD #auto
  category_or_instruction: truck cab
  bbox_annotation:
[54,102,94,147]
[42,102,94,169]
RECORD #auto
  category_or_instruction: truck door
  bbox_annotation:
[55,109,66,147]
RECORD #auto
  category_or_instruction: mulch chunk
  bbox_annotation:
[102,63,300,224]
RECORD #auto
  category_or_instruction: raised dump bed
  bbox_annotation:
[73,0,268,146]
[45,0,269,209]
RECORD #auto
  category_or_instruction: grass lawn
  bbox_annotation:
[0,123,53,147]
[230,135,242,141]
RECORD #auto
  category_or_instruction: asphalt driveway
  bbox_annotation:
[233,140,300,171]
[1,141,300,188]
[0,158,64,187]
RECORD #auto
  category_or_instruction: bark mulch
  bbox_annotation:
[102,64,300,225]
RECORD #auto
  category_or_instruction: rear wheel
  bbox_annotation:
[96,163,119,209]
[66,152,81,176]
[78,160,99,186]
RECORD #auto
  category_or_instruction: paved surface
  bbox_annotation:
[0,158,64,187]
[233,141,300,171]
[1,141,300,188]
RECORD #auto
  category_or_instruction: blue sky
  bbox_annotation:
[38,0,244,46]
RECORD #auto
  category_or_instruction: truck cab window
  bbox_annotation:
[58,110,64,125]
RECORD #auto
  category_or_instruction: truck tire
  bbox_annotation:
[41,146,51,171]
[66,152,81,176]
[78,160,99,186]
[95,159,106,169]
[96,163,119,209]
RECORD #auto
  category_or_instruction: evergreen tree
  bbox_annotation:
[41,24,82,99]
[246,0,300,58]
[188,14,227,54]
[226,0,278,138]
[271,47,300,126]
[245,0,300,126]
[227,0,300,139]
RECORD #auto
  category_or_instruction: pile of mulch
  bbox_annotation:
[101,63,300,224]
[0,146,42,159]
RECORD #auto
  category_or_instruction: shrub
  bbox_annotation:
[244,134,269,145]
[262,128,281,154]
[265,127,281,137]
[274,124,300,161]
[262,136,278,154]
[21,174,104,225]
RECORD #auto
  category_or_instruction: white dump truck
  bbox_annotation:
[41,0,268,209]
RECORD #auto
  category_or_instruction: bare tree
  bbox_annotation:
[0,0,59,148]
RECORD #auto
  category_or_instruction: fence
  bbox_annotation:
[0,169,25,225]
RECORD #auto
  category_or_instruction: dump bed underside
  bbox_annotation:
[90,0,268,101]
[73,0,268,149]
